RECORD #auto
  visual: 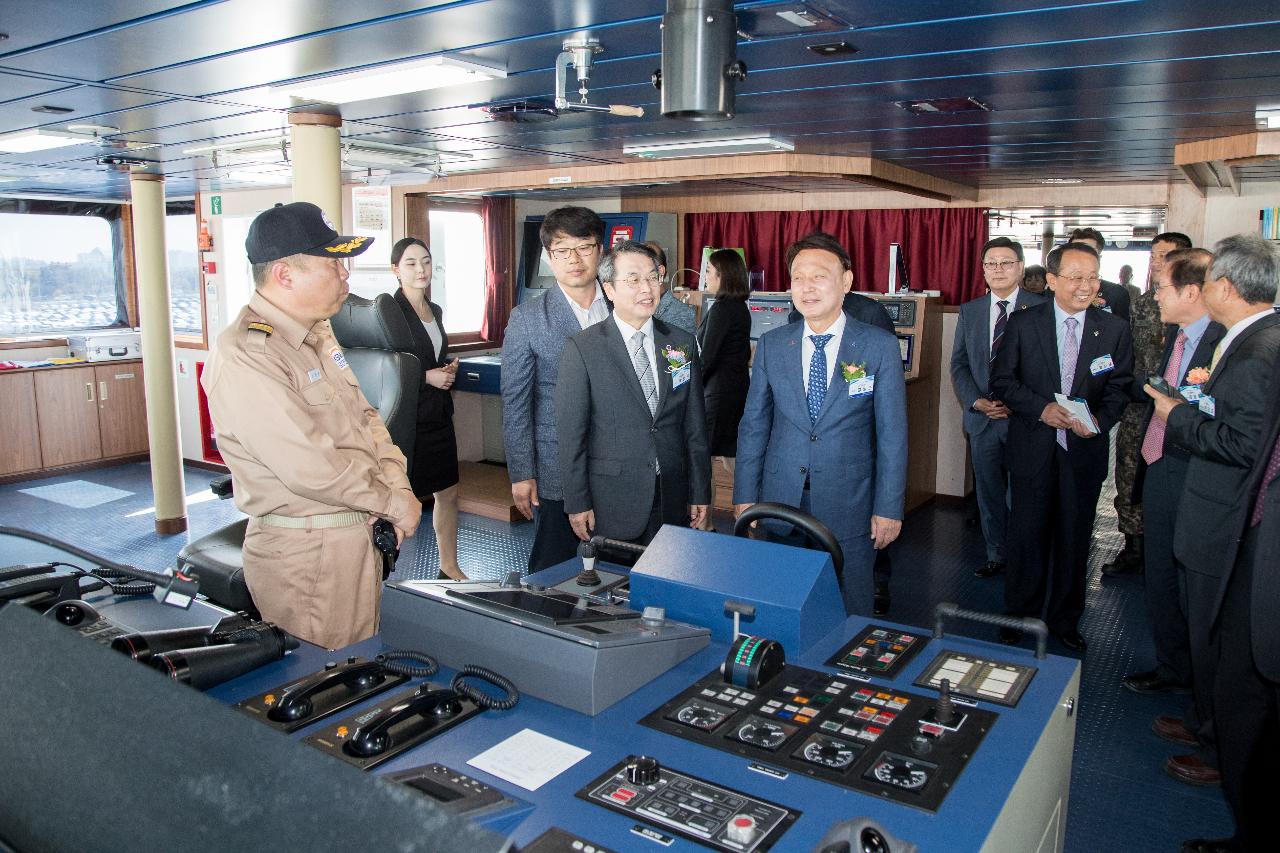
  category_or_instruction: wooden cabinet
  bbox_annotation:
[96,362,148,458]
[0,373,43,476]
[34,365,102,467]
[0,360,150,481]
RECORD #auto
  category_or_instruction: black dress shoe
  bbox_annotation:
[1181,838,1235,853]
[974,561,1005,578]
[998,627,1023,645]
[1056,629,1087,652]
[1122,670,1190,695]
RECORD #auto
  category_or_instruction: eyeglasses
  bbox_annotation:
[547,243,599,260]
[614,273,662,289]
[982,260,1021,271]
[1056,274,1101,286]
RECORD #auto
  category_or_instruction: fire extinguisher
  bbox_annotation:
[198,219,213,252]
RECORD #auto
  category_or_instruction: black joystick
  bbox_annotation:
[934,678,958,727]
[625,755,661,786]
[575,541,601,587]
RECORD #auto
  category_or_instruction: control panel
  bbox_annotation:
[825,625,927,680]
[577,756,800,852]
[387,763,521,820]
[913,650,1037,708]
[641,663,996,812]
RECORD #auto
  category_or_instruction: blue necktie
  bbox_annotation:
[807,334,833,423]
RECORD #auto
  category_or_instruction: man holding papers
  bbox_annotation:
[990,241,1134,651]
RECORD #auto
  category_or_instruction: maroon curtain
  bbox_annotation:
[480,195,515,344]
[684,207,990,305]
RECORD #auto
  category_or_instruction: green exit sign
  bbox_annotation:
[210,195,222,215]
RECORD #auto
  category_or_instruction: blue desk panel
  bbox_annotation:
[210,616,1078,852]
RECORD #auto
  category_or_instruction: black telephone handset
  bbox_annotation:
[269,658,389,723]
[1146,375,1186,402]
[345,688,463,758]
[0,563,81,607]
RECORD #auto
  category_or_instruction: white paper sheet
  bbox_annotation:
[466,728,591,791]
[1055,393,1099,434]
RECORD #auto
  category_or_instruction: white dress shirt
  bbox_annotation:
[801,310,847,396]
[987,289,1020,349]
[613,313,660,393]
[561,282,609,330]
[1052,301,1086,360]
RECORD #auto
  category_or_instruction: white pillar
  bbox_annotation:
[289,111,343,227]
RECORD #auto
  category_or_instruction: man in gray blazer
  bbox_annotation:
[501,207,610,571]
[951,237,1047,578]
[556,242,711,544]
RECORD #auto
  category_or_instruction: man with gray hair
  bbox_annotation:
[556,241,711,546]
[1145,233,1280,795]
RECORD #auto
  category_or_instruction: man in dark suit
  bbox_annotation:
[1069,227,1131,320]
[1145,234,1280,794]
[990,242,1134,651]
[501,207,610,571]
[951,237,1047,579]
[734,233,908,615]
[556,242,710,544]
[1183,368,1280,852]
[1123,248,1222,701]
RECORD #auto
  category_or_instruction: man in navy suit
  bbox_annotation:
[991,242,1134,651]
[1145,235,1280,794]
[501,207,609,572]
[951,237,1047,579]
[1121,250,1224,731]
[734,232,908,615]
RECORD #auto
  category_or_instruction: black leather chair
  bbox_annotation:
[177,294,421,615]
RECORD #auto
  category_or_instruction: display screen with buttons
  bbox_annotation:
[825,624,928,679]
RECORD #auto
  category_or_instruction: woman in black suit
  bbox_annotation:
[390,237,465,580]
[698,249,752,524]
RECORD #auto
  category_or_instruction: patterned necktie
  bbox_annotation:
[990,300,1009,365]
[807,334,833,423]
[630,330,657,417]
[1141,330,1186,466]
[1250,431,1280,527]
[1058,316,1079,449]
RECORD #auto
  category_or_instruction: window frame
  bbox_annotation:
[426,197,492,350]
[168,196,208,351]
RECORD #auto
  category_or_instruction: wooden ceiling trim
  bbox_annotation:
[397,152,978,202]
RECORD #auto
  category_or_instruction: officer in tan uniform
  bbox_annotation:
[202,202,421,649]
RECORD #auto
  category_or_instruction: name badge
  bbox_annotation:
[1089,355,1114,376]
[848,375,876,398]
[671,363,691,389]
[1179,384,1203,403]
[329,346,349,370]
[1198,395,1216,417]
[307,368,323,383]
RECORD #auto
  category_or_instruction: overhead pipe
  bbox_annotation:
[654,0,747,121]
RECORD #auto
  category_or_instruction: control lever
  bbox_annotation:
[575,540,601,587]
[724,600,755,640]
[268,656,388,723]
[345,688,463,757]
[933,679,958,727]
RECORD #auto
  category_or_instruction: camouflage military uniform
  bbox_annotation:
[1114,288,1168,534]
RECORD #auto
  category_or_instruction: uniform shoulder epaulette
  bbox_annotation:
[247,321,274,336]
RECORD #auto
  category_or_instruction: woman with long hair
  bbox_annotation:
[389,237,466,580]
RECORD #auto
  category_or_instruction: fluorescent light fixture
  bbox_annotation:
[1256,109,1280,129]
[225,169,291,185]
[1039,178,1084,185]
[624,136,794,159]
[0,128,92,153]
[272,55,506,105]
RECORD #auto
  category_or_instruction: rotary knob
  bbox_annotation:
[625,755,661,786]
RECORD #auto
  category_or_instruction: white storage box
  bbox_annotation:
[67,330,142,362]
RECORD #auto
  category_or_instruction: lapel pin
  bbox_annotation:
[1092,330,1100,337]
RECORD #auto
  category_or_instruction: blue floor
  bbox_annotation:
[0,461,1233,851]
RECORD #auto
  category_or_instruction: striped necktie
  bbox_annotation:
[630,330,658,417]
[1058,317,1078,449]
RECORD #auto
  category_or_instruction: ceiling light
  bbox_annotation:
[272,55,506,105]
[31,105,74,115]
[807,41,858,56]
[0,128,93,153]
[1039,178,1084,185]
[225,170,291,186]
[624,136,794,159]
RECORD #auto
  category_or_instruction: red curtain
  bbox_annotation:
[480,195,515,344]
[684,207,990,305]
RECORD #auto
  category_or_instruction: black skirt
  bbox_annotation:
[410,415,460,497]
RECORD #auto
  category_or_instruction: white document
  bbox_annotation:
[1055,393,1099,434]
[467,728,591,791]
